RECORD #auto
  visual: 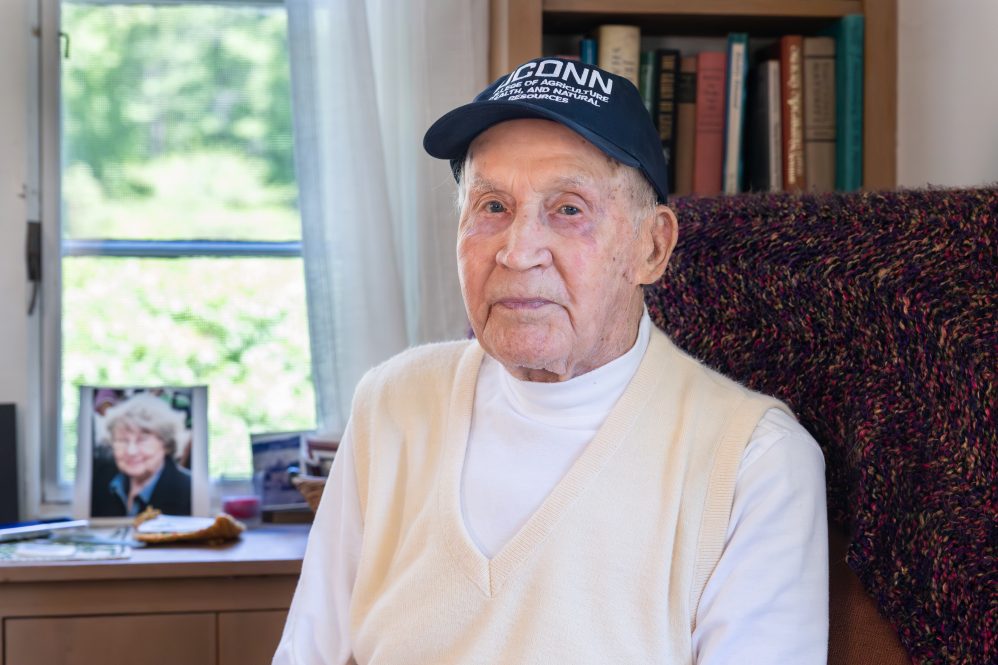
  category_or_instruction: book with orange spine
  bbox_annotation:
[692,51,726,196]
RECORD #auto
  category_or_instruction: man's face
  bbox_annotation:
[111,421,168,483]
[457,119,675,382]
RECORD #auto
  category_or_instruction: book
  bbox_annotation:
[0,537,131,562]
[639,51,656,114]
[692,51,726,196]
[673,56,697,197]
[824,15,864,191]
[653,49,681,195]
[777,35,806,191]
[748,59,783,192]
[596,25,640,86]
[251,430,310,509]
[579,37,597,66]
[803,37,836,192]
[722,33,749,194]
[0,518,89,543]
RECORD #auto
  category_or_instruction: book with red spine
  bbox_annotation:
[692,51,726,196]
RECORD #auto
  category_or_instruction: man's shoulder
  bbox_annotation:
[348,340,479,443]
[648,326,791,414]
[355,339,477,401]
[373,339,474,379]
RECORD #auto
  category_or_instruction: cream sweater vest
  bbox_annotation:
[347,327,787,665]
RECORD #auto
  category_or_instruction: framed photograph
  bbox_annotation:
[250,431,308,510]
[73,386,210,522]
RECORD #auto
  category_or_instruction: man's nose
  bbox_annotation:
[496,207,553,271]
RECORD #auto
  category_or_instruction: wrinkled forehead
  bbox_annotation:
[461,171,610,203]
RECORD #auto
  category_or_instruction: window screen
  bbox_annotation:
[60,1,315,481]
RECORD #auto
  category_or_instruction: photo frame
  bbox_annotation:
[250,431,309,510]
[73,386,210,523]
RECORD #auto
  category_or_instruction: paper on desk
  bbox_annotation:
[0,540,131,562]
[135,515,217,534]
[15,542,77,558]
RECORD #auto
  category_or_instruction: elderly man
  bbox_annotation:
[274,57,827,664]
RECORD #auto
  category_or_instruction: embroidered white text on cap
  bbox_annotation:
[492,60,614,98]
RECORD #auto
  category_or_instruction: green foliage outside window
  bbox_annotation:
[61,2,315,480]
[62,3,296,201]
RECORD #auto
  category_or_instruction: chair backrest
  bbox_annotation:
[643,188,996,665]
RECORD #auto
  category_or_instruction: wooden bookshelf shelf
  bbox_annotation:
[489,0,897,190]
[543,0,865,19]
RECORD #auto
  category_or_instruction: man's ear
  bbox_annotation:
[635,204,678,285]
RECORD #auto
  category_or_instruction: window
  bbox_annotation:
[40,0,315,500]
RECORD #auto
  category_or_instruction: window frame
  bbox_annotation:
[33,0,300,509]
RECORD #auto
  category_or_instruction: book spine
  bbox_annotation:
[692,51,727,196]
[723,33,749,195]
[748,59,782,192]
[765,60,783,191]
[836,15,864,190]
[673,56,697,197]
[596,25,640,86]
[654,49,680,195]
[579,38,597,66]
[747,62,767,192]
[780,35,806,191]
[803,37,836,192]
[639,51,656,114]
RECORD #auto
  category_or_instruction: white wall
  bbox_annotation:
[0,0,31,516]
[0,2,995,516]
[897,0,998,187]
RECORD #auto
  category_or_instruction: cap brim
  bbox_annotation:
[423,100,642,170]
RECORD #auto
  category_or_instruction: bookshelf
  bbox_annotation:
[489,0,897,190]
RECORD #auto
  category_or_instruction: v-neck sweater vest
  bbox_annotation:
[347,327,788,665]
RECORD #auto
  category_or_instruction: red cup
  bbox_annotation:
[223,495,261,525]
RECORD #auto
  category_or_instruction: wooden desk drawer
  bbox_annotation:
[218,610,287,665]
[5,613,215,665]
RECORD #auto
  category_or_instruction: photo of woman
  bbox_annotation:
[91,392,192,517]
[75,386,209,520]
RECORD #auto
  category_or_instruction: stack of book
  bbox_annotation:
[573,17,865,196]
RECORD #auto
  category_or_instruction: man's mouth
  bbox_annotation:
[494,298,553,310]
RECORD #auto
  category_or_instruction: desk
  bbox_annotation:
[0,524,308,665]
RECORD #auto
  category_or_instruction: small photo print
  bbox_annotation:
[251,431,308,510]
[74,386,209,522]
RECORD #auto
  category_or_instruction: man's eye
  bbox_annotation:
[559,205,581,216]
[484,200,507,213]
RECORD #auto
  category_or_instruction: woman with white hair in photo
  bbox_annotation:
[91,392,193,517]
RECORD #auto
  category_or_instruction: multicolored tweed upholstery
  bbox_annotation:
[644,188,996,665]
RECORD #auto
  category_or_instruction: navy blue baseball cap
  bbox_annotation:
[423,57,669,202]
